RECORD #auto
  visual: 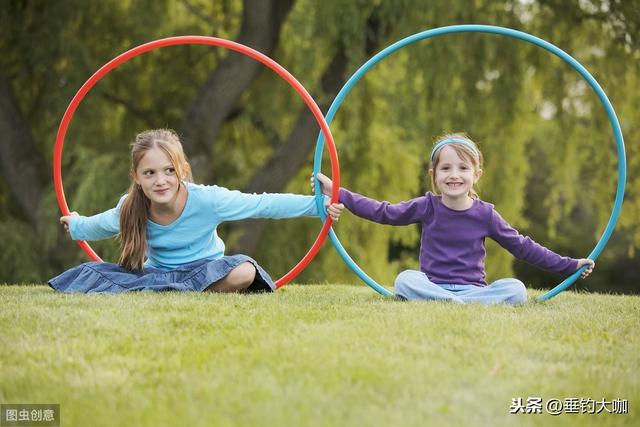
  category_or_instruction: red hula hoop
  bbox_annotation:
[54,36,340,288]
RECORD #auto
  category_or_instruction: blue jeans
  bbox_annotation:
[394,270,527,305]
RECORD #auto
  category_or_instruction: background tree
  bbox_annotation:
[0,0,637,292]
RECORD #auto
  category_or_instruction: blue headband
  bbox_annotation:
[430,138,479,162]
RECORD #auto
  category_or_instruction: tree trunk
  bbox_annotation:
[227,47,348,256]
[181,0,294,181]
[228,10,385,256]
[0,71,47,226]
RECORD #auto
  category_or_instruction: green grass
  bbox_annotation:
[0,284,638,427]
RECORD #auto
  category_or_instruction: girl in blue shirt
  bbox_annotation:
[50,128,343,294]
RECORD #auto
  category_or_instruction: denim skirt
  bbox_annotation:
[48,254,274,294]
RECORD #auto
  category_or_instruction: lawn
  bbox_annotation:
[0,284,637,426]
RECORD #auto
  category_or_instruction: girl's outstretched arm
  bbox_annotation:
[490,208,594,278]
[61,196,124,241]
[314,172,428,226]
[208,184,341,222]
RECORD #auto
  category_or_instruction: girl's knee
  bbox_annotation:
[394,270,411,289]
[230,262,256,286]
[394,270,420,286]
[489,278,527,304]
[506,279,527,304]
[206,262,256,292]
[393,270,424,299]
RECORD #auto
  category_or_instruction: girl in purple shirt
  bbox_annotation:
[315,133,594,304]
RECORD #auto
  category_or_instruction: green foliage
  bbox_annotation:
[0,0,638,290]
[0,220,44,282]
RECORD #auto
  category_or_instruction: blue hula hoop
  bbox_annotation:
[313,24,626,301]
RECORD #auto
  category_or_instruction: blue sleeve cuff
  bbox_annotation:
[68,216,83,241]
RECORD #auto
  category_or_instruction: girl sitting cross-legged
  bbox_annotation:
[314,132,594,304]
[51,128,344,294]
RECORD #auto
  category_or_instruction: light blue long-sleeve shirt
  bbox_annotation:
[68,182,322,270]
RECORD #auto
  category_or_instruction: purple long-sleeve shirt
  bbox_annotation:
[339,189,578,286]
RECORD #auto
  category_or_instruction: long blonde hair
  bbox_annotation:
[429,132,483,199]
[119,129,193,271]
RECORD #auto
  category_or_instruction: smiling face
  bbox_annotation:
[133,146,181,207]
[431,145,482,203]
